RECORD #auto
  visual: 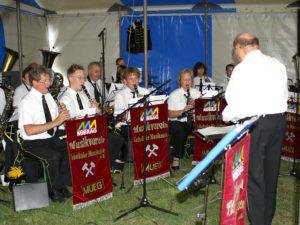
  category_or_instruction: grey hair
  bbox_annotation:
[29,65,53,86]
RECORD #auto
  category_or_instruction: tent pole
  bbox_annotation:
[16,0,23,76]
[143,0,148,88]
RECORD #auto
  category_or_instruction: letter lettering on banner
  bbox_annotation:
[192,98,226,165]
[130,103,170,185]
[220,133,250,225]
[66,115,112,210]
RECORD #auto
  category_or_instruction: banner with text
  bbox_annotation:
[193,98,226,164]
[220,133,250,225]
[283,100,300,160]
[130,103,170,185]
[66,115,112,210]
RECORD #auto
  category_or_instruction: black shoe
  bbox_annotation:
[49,189,65,203]
[171,166,180,170]
[59,187,72,198]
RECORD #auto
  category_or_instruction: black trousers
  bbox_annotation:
[169,120,192,159]
[247,113,286,225]
[22,136,71,191]
[107,131,127,170]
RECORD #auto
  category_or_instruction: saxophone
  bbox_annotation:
[0,85,14,140]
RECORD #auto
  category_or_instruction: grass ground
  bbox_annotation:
[0,159,299,225]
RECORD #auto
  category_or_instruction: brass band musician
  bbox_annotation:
[168,69,201,170]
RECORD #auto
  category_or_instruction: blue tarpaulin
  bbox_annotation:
[121,15,212,93]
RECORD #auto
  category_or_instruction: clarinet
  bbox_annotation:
[134,85,139,97]
[82,85,92,101]
[186,87,194,128]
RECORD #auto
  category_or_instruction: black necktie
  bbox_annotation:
[131,91,136,98]
[94,84,100,103]
[199,78,203,93]
[42,95,54,136]
[76,93,84,110]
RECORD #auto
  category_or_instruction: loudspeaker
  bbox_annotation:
[12,182,49,211]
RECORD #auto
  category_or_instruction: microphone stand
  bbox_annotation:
[114,79,178,221]
[98,28,106,113]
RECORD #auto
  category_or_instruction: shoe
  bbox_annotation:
[171,158,180,170]
[59,187,72,198]
[49,189,65,203]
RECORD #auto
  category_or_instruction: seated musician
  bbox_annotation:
[4,66,33,180]
[18,65,71,202]
[114,67,150,162]
[192,61,215,94]
[60,64,127,173]
[84,61,107,104]
[168,69,201,170]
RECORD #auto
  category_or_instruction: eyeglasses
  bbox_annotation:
[72,75,85,81]
[38,79,52,85]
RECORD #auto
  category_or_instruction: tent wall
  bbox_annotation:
[0,9,47,70]
[0,9,297,88]
[212,12,297,85]
[46,14,119,83]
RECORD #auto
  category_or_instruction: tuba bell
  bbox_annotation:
[40,49,60,69]
[1,47,19,73]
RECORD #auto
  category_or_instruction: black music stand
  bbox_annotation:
[113,79,178,221]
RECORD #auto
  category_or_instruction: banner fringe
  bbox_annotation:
[72,192,113,210]
[281,156,300,162]
[134,172,170,186]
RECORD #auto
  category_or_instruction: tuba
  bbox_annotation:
[40,49,63,100]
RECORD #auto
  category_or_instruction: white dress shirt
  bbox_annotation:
[9,82,31,121]
[168,87,201,122]
[19,88,58,140]
[222,50,288,122]
[114,86,150,126]
[84,78,107,102]
[60,87,94,119]
[0,87,6,115]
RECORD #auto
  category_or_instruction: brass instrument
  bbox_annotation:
[1,48,19,72]
[40,49,60,69]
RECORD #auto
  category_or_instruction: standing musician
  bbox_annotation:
[60,64,127,172]
[114,67,150,163]
[168,69,201,170]
[18,65,71,202]
[84,61,107,105]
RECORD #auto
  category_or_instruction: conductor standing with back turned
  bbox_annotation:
[222,32,288,225]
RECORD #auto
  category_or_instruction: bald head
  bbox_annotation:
[233,32,259,62]
[233,32,259,48]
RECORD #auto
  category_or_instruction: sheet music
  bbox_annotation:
[197,125,235,137]
[106,83,125,102]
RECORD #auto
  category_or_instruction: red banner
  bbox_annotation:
[130,103,170,185]
[220,133,250,225]
[66,115,112,209]
[282,100,300,160]
[193,98,226,164]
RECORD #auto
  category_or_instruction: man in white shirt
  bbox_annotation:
[222,32,287,225]
[0,87,5,115]
[111,57,126,82]
[219,63,234,91]
[61,64,126,172]
[19,65,71,202]
[114,67,150,162]
[84,62,107,105]
[168,69,201,169]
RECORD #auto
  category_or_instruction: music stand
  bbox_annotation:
[113,79,178,221]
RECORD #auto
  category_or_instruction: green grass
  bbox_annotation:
[0,159,299,225]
